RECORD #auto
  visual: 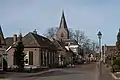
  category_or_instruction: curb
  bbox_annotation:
[104,64,120,80]
[6,69,61,78]
[116,72,120,74]
[23,68,61,77]
[100,63,117,80]
[109,73,120,80]
[103,65,118,80]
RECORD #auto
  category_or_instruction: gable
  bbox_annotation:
[23,32,40,47]
[31,33,56,49]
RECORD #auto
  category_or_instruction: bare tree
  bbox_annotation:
[43,27,58,38]
[88,41,99,53]
[74,30,81,42]
[44,27,98,53]
[83,38,91,52]
[69,28,75,39]
[73,30,89,47]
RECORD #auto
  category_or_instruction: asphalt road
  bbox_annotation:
[8,62,99,80]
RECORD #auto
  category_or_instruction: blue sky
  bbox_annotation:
[0,0,120,45]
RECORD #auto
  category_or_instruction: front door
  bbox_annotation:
[3,58,7,71]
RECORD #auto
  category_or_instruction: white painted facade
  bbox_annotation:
[65,45,79,55]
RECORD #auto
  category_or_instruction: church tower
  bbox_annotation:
[56,11,69,41]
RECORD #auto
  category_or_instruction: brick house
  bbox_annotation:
[6,30,57,68]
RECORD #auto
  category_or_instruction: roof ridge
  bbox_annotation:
[29,32,40,46]
[32,33,57,49]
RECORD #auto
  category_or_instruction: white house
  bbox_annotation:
[64,39,83,63]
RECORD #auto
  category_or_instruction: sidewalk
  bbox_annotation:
[0,68,61,78]
[99,63,115,80]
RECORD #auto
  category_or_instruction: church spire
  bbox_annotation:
[62,10,65,21]
[59,10,69,32]
[56,11,69,40]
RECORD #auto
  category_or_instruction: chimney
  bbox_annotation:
[13,34,17,44]
[19,33,22,42]
[33,29,37,34]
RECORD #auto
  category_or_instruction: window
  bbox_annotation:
[41,50,43,65]
[29,51,33,65]
[0,38,1,44]
[52,52,55,64]
[0,39,2,48]
[61,33,64,37]
[43,51,45,65]
[47,51,49,65]
[50,52,52,64]
[13,52,16,65]
[0,55,2,69]
[24,51,29,65]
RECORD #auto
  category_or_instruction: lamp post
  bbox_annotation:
[97,31,102,75]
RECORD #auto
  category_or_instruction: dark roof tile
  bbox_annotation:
[31,33,57,49]
[5,32,57,50]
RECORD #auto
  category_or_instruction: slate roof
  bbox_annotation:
[30,32,56,49]
[5,32,57,50]
[5,37,20,48]
[49,38,64,51]
[56,40,68,51]
[5,37,13,48]
[49,38,74,54]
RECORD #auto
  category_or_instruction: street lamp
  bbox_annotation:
[97,31,102,61]
[97,31,102,75]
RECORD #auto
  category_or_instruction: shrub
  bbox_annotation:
[111,65,119,72]
[110,56,120,72]
[113,57,120,68]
